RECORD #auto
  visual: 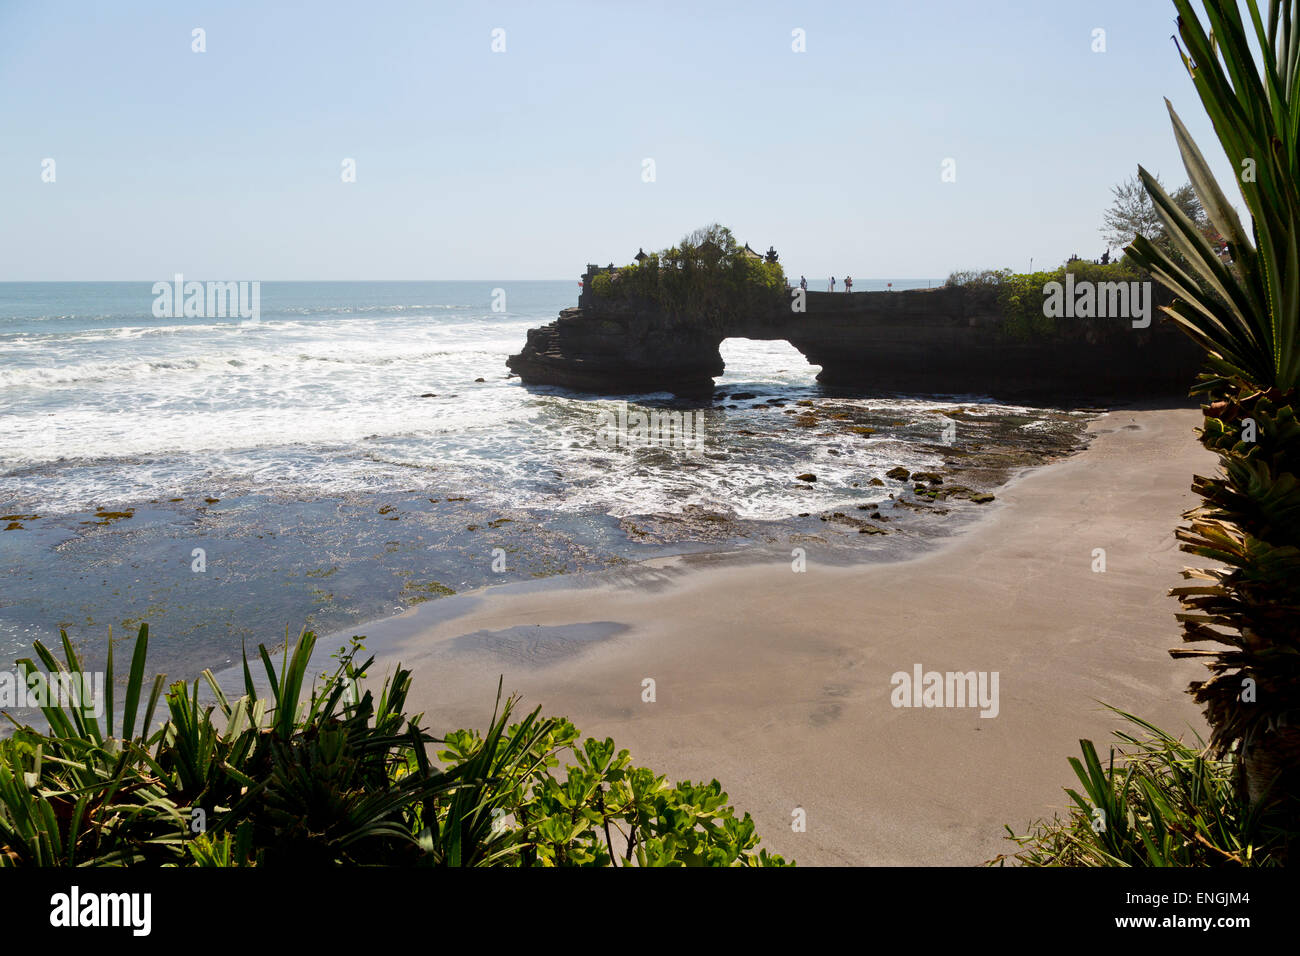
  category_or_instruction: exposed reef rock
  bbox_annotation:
[506,285,1203,402]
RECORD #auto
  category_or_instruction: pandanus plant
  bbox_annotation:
[1123,0,1300,828]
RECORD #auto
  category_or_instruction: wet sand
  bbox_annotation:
[366,406,1212,865]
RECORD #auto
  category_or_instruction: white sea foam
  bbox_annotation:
[0,285,1015,521]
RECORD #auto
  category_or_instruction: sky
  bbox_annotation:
[0,0,1244,281]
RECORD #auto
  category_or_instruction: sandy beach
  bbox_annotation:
[365,405,1214,865]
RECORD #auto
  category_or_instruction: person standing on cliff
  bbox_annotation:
[830,276,836,292]
[844,275,853,293]
[800,275,807,292]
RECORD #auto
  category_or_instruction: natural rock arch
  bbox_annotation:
[507,287,1202,402]
[715,337,822,385]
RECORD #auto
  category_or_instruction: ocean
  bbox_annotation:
[0,279,1085,682]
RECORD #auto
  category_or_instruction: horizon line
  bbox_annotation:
[0,276,949,284]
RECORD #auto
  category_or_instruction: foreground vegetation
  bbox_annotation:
[0,625,788,866]
[1123,0,1300,827]
[1012,0,1300,866]
[1000,710,1291,866]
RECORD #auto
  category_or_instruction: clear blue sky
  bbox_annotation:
[0,0,1240,281]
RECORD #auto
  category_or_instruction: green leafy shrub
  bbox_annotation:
[589,271,614,298]
[0,625,788,867]
[997,709,1292,866]
[436,719,786,867]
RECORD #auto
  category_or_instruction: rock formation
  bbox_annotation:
[506,282,1203,402]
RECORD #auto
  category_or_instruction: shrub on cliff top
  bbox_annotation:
[946,259,1144,341]
[589,223,786,329]
[943,268,1011,288]
[0,624,789,867]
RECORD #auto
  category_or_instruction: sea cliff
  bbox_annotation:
[506,283,1203,402]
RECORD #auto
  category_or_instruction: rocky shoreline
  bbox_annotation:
[1,394,1093,687]
[612,392,1095,550]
